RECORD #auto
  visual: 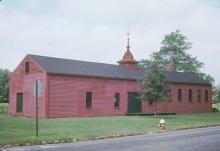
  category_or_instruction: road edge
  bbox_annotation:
[1,124,220,149]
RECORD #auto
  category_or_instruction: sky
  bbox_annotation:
[0,0,220,84]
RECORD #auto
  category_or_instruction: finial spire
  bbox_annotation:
[117,31,138,69]
[126,31,130,51]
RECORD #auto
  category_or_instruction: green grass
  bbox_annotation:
[1,104,220,146]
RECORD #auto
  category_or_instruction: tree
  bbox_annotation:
[140,56,171,117]
[140,30,214,84]
[0,69,10,103]
[139,30,215,116]
[159,30,204,72]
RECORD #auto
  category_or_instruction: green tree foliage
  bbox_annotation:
[140,57,170,117]
[159,30,204,72]
[140,30,214,84]
[0,69,10,103]
[197,72,215,84]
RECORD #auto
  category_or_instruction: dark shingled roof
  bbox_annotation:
[165,72,210,85]
[30,54,145,80]
[29,54,210,85]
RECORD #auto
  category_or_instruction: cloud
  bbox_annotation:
[0,0,220,83]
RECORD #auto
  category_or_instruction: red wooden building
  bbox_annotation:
[9,40,212,118]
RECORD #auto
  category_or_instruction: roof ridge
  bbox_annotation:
[28,54,145,80]
[29,54,119,67]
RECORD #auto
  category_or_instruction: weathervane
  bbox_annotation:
[126,29,130,51]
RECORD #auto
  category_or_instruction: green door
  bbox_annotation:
[127,92,142,113]
[16,93,23,112]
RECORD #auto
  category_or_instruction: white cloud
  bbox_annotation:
[0,0,220,83]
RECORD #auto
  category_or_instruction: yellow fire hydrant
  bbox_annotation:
[159,118,166,130]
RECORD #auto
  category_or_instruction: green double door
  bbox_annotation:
[127,92,142,113]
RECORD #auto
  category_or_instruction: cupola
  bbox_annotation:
[117,33,139,69]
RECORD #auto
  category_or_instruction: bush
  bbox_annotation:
[0,103,8,114]
[212,108,219,112]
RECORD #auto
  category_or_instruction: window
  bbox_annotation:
[25,62,30,73]
[178,89,182,102]
[205,90,209,102]
[86,92,92,108]
[16,93,23,112]
[114,93,120,108]
[189,89,192,102]
[197,89,201,102]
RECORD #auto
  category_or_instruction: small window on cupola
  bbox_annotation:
[25,61,30,73]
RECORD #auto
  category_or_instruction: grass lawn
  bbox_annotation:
[1,104,220,146]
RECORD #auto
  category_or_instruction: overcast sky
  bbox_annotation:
[0,0,220,84]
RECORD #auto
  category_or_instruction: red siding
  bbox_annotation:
[142,83,212,114]
[9,55,212,119]
[48,75,140,118]
[9,55,47,118]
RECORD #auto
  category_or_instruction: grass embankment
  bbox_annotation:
[1,103,220,146]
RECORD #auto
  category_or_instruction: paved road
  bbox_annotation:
[2,126,220,151]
